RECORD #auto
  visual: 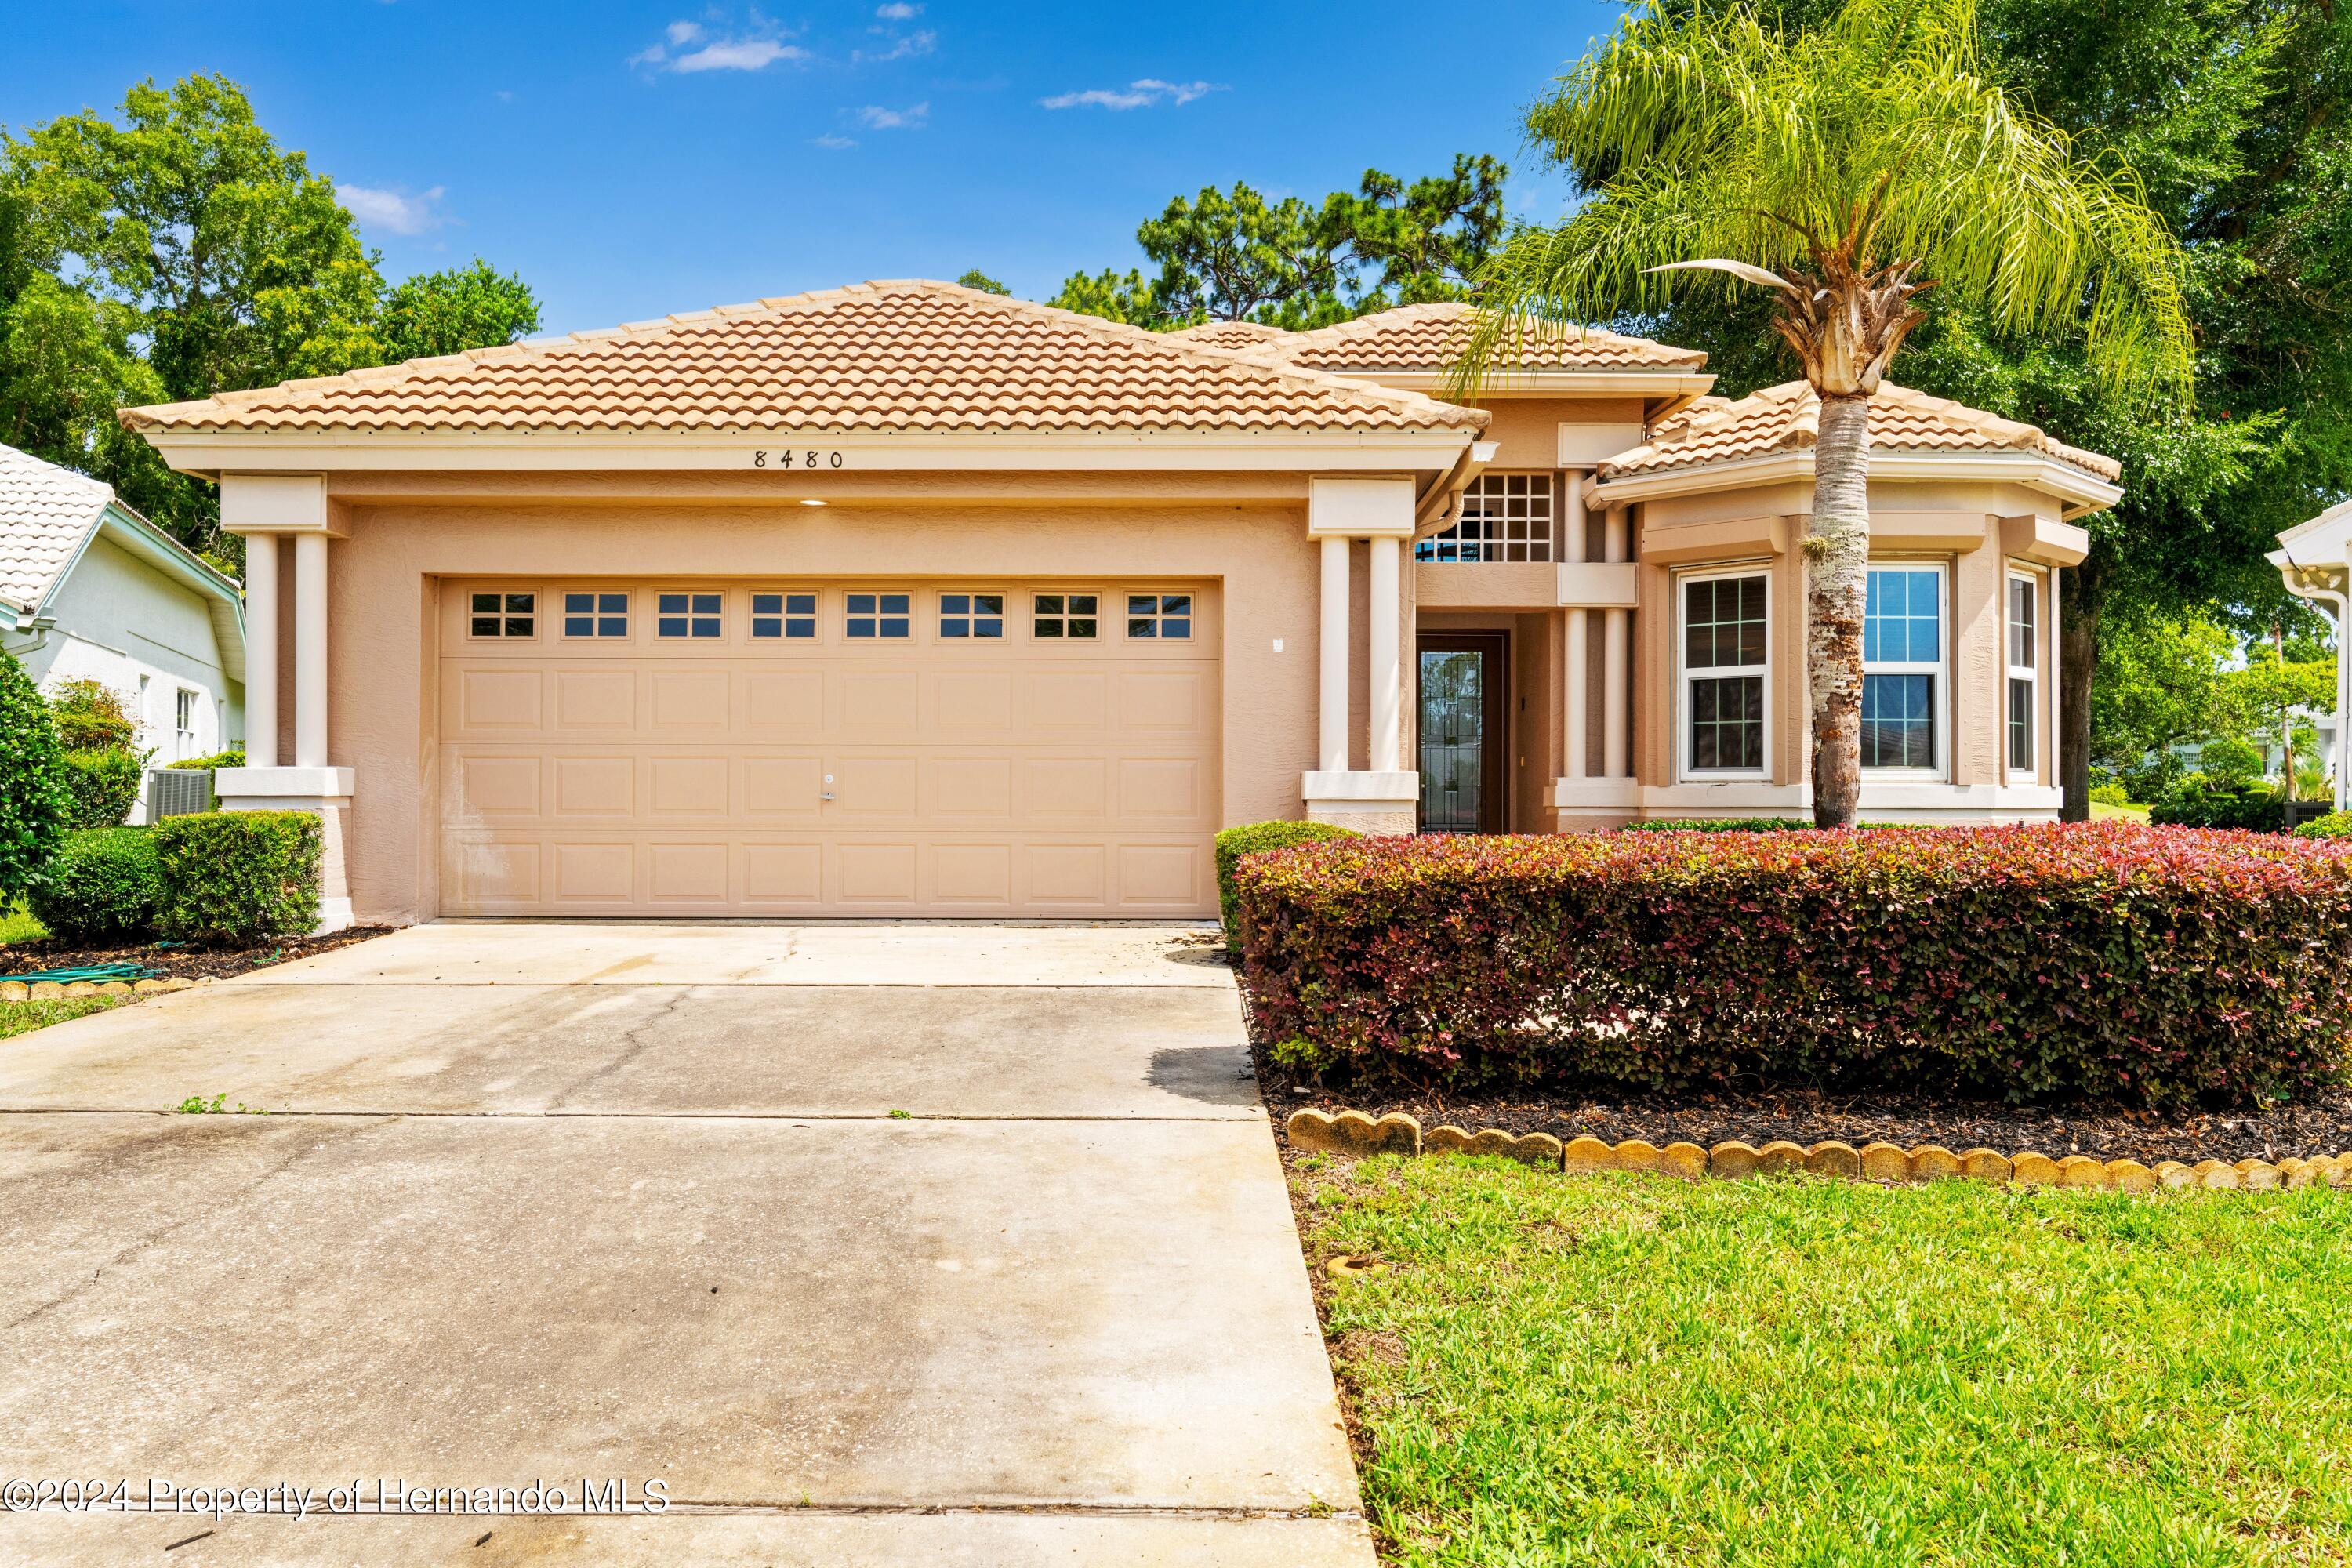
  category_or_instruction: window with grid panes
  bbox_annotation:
[1414,473,1554,562]
[1126,593,1191,639]
[470,591,535,637]
[657,591,722,639]
[752,593,816,639]
[1681,573,1768,772]
[1033,593,1098,639]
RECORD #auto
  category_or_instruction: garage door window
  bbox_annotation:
[847,593,911,639]
[470,592,535,638]
[658,593,722,639]
[1127,593,1191,640]
[752,593,817,639]
[939,593,1005,639]
[1034,593,1098,640]
[563,592,630,639]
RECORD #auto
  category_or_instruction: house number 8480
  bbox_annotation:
[753,450,845,469]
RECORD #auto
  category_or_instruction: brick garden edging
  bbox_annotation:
[1284,1108,2352,1192]
[1,976,201,1002]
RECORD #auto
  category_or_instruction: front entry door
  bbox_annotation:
[1417,632,1508,833]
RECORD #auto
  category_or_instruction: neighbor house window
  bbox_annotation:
[1416,473,1554,563]
[846,592,910,639]
[939,593,1005,639]
[1861,564,1946,771]
[751,593,816,639]
[469,591,535,638]
[657,592,722,639]
[564,591,630,638]
[1681,572,1769,774]
[1127,593,1192,639]
[175,688,198,757]
[2008,571,2039,773]
[1033,593,1098,639]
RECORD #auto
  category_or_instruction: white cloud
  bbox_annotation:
[632,15,806,73]
[666,19,706,45]
[1040,78,1221,111]
[339,183,448,236]
[812,132,858,150]
[875,2,921,16]
[856,101,928,129]
[856,26,935,62]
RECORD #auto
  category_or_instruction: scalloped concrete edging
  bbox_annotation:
[1,976,204,1003]
[1283,1108,2351,1193]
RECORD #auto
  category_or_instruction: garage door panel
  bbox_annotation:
[439,580,1218,916]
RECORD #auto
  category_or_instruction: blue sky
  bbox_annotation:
[1,1,1621,336]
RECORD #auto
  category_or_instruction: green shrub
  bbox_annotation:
[0,651,71,906]
[1232,822,2352,1108]
[166,748,245,771]
[1214,820,1358,951]
[2148,773,2285,831]
[2296,811,2352,840]
[2196,735,2265,785]
[2121,751,2185,803]
[45,678,140,751]
[2089,782,2132,806]
[152,811,321,946]
[27,827,162,943]
[60,747,146,828]
[1618,818,1816,833]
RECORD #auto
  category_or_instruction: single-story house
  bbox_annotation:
[1,442,246,818]
[121,281,2111,927]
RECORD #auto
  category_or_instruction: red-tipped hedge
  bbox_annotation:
[1233,822,2352,1107]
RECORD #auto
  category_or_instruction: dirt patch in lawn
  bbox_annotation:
[0,926,394,984]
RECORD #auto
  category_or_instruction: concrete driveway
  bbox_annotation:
[0,924,1370,1566]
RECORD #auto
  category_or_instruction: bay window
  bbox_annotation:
[1680,570,1769,775]
[1860,564,1946,773]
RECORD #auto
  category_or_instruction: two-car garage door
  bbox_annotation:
[437,579,1220,916]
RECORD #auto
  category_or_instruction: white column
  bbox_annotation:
[244,534,278,768]
[1368,535,1402,772]
[1563,473,1589,779]
[294,532,329,769]
[1602,504,1629,778]
[1319,535,1350,773]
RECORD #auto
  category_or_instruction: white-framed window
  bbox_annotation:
[1860,564,1947,774]
[939,592,1006,639]
[1126,593,1192,640]
[174,688,198,757]
[1679,568,1770,777]
[751,592,817,640]
[845,592,911,639]
[1415,472,1555,563]
[657,591,723,639]
[563,590,630,639]
[1033,593,1098,640]
[468,590,535,638]
[2008,569,2040,775]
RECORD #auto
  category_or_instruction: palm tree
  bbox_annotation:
[1454,0,2194,826]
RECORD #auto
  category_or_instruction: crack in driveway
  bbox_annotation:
[543,987,692,1111]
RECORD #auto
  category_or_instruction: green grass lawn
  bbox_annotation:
[2090,799,2154,823]
[0,902,49,946]
[1294,1154,2352,1567]
[0,996,119,1039]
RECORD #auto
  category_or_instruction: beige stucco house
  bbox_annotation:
[122,281,2114,927]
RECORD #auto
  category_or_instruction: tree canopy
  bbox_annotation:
[1,74,542,555]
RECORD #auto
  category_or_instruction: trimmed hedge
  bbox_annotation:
[27,827,162,943]
[60,748,145,829]
[2149,775,2285,831]
[0,650,70,905]
[152,811,321,946]
[166,748,245,771]
[1619,818,1815,833]
[1233,822,2352,1108]
[1215,821,1358,952]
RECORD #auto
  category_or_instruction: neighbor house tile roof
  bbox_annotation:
[1598,381,2122,483]
[122,281,1486,439]
[1266,303,1708,374]
[1164,320,1295,350]
[0,442,114,611]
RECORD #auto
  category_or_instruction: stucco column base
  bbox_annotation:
[213,765,357,935]
[1301,770,1418,836]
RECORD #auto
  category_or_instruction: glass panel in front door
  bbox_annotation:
[1419,649,1484,833]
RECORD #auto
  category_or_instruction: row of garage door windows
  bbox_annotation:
[468,590,1194,644]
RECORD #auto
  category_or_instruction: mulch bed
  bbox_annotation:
[0,927,394,985]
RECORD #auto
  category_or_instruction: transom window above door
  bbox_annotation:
[939,593,1005,639]
[1033,593,1098,639]
[470,591,535,638]
[1127,593,1192,639]
[657,592,722,639]
[752,593,816,639]
[1860,566,1946,771]
[563,591,630,638]
[846,592,911,638]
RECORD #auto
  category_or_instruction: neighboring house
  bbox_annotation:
[120,281,2110,927]
[0,443,245,820]
[2168,707,2338,785]
[2270,498,2352,811]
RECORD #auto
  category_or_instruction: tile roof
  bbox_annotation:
[1163,320,1295,350]
[1598,381,2122,483]
[0,443,114,611]
[1266,303,1708,374]
[122,281,1486,439]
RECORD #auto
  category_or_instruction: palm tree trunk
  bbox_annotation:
[1808,393,1870,827]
